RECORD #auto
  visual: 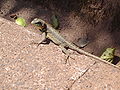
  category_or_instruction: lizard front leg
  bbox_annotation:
[30,32,50,47]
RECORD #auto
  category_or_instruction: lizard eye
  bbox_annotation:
[35,22,42,26]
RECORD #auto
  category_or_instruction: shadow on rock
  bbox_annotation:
[112,56,120,65]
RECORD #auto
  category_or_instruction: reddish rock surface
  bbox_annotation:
[0,18,120,90]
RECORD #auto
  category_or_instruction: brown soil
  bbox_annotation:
[0,0,120,63]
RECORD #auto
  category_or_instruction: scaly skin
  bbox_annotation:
[31,18,119,68]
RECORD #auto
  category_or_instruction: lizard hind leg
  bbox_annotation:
[59,45,74,64]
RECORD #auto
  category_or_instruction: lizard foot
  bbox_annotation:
[59,44,75,65]
[64,54,75,65]
[30,38,50,47]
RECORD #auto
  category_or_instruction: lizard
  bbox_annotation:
[30,18,105,62]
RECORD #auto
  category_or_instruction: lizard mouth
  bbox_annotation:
[39,23,47,32]
[34,22,47,32]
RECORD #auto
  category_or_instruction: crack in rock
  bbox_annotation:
[67,61,96,90]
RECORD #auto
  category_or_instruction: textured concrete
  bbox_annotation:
[0,17,120,90]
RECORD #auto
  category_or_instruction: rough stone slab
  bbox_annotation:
[71,62,120,90]
[0,17,120,90]
[0,17,95,90]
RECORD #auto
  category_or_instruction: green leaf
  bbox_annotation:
[51,15,59,29]
[15,17,27,27]
[100,48,115,62]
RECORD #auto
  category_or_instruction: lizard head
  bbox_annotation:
[31,18,47,32]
